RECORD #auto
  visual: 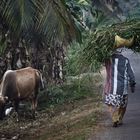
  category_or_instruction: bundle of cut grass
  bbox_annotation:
[80,19,140,65]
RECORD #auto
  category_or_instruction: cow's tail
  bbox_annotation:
[36,70,45,90]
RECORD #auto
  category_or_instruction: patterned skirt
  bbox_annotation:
[105,94,128,107]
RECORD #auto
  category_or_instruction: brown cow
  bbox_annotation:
[0,67,44,120]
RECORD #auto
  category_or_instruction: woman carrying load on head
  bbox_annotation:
[104,47,136,127]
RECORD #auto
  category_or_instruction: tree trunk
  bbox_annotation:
[0,36,65,85]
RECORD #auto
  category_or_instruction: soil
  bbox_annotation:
[0,96,103,140]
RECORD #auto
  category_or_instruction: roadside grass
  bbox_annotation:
[38,72,103,110]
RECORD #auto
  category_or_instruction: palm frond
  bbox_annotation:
[2,0,43,36]
[37,0,82,44]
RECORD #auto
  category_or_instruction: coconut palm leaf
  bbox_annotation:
[37,0,82,44]
[1,0,81,44]
[1,0,45,38]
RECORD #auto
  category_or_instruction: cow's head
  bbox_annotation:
[0,96,8,120]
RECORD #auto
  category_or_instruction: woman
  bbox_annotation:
[104,50,136,127]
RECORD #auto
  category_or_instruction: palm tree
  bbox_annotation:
[0,0,82,83]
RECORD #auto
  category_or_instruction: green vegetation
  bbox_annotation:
[64,42,100,76]
[38,72,103,110]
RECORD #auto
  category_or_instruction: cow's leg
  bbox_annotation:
[34,97,38,111]
[14,100,20,121]
[31,78,39,119]
[31,97,37,119]
[31,87,39,119]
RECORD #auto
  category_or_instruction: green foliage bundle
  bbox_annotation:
[79,19,140,65]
